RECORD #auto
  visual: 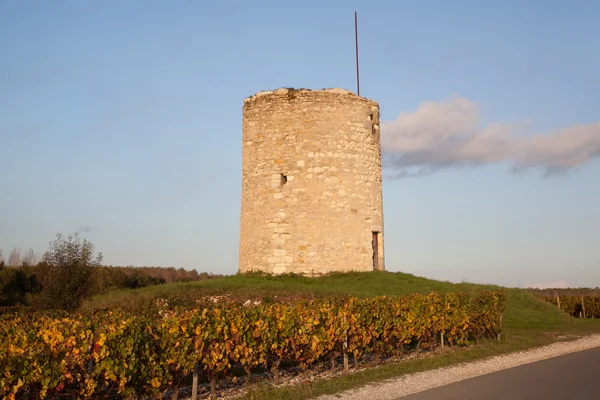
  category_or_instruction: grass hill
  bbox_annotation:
[82,270,596,341]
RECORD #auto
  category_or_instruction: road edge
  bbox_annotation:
[315,334,600,400]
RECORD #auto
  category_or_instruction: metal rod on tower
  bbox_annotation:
[354,11,360,96]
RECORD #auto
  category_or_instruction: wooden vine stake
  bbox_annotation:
[440,332,445,353]
[271,360,281,384]
[210,377,217,400]
[191,364,198,400]
[581,297,586,318]
[343,312,349,372]
[556,296,561,310]
[498,313,503,341]
[87,333,95,373]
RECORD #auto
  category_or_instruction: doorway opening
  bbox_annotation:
[372,231,379,271]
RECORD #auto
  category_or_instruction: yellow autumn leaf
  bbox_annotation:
[96,333,107,347]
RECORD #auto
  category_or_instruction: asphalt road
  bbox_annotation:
[397,346,600,400]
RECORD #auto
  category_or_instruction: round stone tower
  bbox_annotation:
[239,87,385,275]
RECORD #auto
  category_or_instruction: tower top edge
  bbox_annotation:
[243,87,378,105]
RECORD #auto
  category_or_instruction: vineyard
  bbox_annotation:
[1,290,506,399]
[537,295,600,319]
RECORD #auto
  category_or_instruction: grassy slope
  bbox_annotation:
[81,271,600,399]
[82,271,497,311]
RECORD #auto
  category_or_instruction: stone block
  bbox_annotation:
[273,266,287,274]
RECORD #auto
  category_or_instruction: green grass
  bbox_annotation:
[81,271,600,399]
[81,271,498,312]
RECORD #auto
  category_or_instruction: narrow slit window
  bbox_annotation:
[280,174,287,186]
[371,110,380,136]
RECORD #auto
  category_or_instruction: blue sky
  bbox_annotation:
[1,0,599,288]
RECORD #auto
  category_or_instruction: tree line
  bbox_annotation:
[0,234,221,311]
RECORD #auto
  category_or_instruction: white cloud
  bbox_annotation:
[525,281,571,289]
[382,95,479,152]
[381,96,600,178]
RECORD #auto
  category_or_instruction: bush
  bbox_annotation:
[39,234,103,311]
[0,268,30,306]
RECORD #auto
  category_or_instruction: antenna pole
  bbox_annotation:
[354,11,360,96]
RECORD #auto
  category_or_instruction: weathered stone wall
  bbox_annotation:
[239,88,385,275]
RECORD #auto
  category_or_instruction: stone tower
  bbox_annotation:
[239,87,384,275]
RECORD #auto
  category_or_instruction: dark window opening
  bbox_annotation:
[280,174,288,186]
[371,109,380,136]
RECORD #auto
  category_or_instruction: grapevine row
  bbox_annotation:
[0,290,506,399]
[539,295,600,318]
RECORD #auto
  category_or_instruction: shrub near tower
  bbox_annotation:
[239,88,385,275]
